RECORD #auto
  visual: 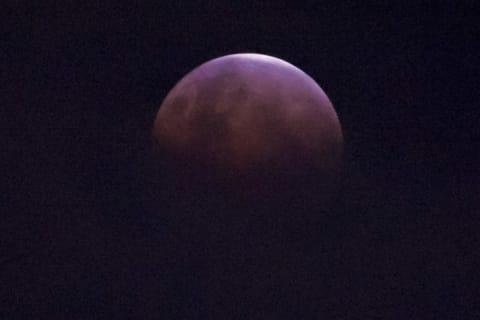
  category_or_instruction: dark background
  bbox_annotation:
[2,2,478,319]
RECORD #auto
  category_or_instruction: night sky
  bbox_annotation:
[3,2,478,319]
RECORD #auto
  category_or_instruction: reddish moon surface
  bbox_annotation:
[152,53,343,199]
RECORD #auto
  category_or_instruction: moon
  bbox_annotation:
[152,53,343,202]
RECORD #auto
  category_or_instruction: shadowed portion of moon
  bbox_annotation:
[152,53,343,205]
[147,55,345,317]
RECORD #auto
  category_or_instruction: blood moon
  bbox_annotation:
[152,53,343,200]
